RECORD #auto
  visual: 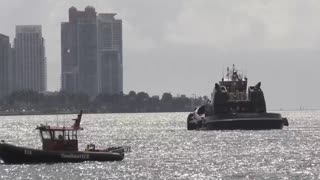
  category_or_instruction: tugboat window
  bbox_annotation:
[71,130,77,140]
[66,130,70,140]
[41,131,51,140]
[55,131,64,140]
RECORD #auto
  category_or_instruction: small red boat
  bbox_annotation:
[0,110,130,164]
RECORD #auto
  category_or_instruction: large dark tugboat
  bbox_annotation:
[187,65,288,130]
[0,111,130,164]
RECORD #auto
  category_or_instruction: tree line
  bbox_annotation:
[0,90,206,114]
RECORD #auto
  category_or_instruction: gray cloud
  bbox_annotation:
[165,0,320,49]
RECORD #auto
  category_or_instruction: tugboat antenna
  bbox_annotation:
[63,114,65,127]
[221,67,223,80]
[226,66,230,80]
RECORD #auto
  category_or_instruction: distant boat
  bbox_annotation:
[0,110,130,164]
[187,65,289,130]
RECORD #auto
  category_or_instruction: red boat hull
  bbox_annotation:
[0,142,124,164]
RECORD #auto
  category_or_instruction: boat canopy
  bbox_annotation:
[37,126,79,141]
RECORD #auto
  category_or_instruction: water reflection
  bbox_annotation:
[0,111,320,179]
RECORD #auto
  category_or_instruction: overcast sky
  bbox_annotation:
[1,0,320,109]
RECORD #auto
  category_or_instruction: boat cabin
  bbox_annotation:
[219,64,248,101]
[36,110,83,152]
[211,65,267,114]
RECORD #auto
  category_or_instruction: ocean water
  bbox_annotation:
[0,111,320,179]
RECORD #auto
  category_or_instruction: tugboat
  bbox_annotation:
[187,65,289,130]
[0,110,130,164]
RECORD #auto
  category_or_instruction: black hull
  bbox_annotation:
[0,142,124,164]
[188,113,288,130]
[204,118,284,130]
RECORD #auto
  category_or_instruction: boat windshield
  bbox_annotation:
[55,131,64,140]
[41,131,51,140]
[40,130,78,141]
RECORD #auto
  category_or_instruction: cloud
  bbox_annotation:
[165,0,320,50]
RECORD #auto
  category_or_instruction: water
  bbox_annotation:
[1,111,320,179]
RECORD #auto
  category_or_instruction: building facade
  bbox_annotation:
[13,25,47,92]
[61,7,123,96]
[97,13,123,95]
[61,6,98,96]
[0,34,12,98]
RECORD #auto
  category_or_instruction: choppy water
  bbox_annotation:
[0,111,320,179]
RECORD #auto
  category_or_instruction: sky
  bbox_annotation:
[0,0,320,110]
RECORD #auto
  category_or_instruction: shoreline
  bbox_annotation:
[0,111,189,117]
[0,109,319,117]
[0,111,78,116]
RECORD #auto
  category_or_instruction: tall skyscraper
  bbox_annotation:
[0,34,12,98]
[61,6,123,96]
[61,6,98,96]
[13,25,47,92]
[97,13,123,95]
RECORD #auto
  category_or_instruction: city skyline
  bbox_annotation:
[0,6,124,98]
[1,0,320,109]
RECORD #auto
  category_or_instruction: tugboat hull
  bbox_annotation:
[0,142,124,164]
[188,113,288,130]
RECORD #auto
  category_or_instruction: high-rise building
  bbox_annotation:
[0,34,12,98]
[97,13,123,95]
[61,6,98,96]
[13,25,47,92]
[61,7,123,96]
